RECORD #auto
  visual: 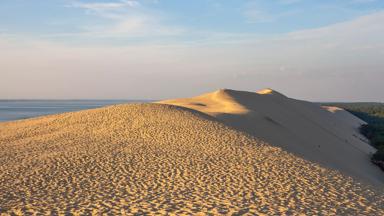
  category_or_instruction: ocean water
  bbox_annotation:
[0,100,149,122]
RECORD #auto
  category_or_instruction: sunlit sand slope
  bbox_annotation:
[0,104,383,215]
[159,89,384,186]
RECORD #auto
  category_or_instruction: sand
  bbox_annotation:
[159,89,384,187]
[0,92,384,214]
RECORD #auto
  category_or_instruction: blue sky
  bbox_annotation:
[1,0,382,42]
[1,0,384,100]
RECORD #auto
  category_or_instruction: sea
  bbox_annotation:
[0,100,150,122]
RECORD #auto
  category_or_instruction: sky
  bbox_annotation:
[1,0,383,101]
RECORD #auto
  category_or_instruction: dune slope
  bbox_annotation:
[1,103,383,214]
[159,89,384,186]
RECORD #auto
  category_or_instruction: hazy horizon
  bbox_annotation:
[0,94,382,103]
[1,0,383,101]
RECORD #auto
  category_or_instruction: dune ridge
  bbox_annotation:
[0,94,383,214]
[159,88,384,186]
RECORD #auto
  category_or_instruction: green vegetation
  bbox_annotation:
[321,103,384,171]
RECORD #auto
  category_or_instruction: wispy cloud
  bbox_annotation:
[243,1,298,23]
[285,10,384,41]
[278,0,302,5]
[80,16,185,38]
[243,10,273,23]
[68,0,139,12]
[350,0,378,4]
[67,0,141,20]
[66,0,185,38]
[244,9,297,23]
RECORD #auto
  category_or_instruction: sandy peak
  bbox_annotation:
[214,88,236,95]
[257,88,286,97]
[213,88,286,98]
[211,88,241,100]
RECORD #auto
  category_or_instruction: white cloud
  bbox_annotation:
[244,9,297,23]
[69,0,139,12]
[243,1,298,23]
[350,0,377,4]
[244,9,275,23]
[66,0,185,38]
[285,11,384,42]
[77,16,185,38]
[278,0,302,5]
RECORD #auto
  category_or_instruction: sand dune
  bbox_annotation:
[323,106,368,133]
[0,94,384,214]
[159,88,384,186]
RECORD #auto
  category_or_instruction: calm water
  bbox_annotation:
[0,100,150,122]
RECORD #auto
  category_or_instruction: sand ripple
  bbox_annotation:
[0,104,383,215]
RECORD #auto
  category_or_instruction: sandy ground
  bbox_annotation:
[0,94,383,214]
[159,89,384,187]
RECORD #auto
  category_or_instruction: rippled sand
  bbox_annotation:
[1,104,384,215]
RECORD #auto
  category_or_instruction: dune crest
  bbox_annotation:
[257,88,287,97]
[159,88,384,186]
[160,89,249,115]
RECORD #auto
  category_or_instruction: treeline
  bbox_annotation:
[321,102,384,171]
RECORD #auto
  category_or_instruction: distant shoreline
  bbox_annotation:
[0,100,153,122]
